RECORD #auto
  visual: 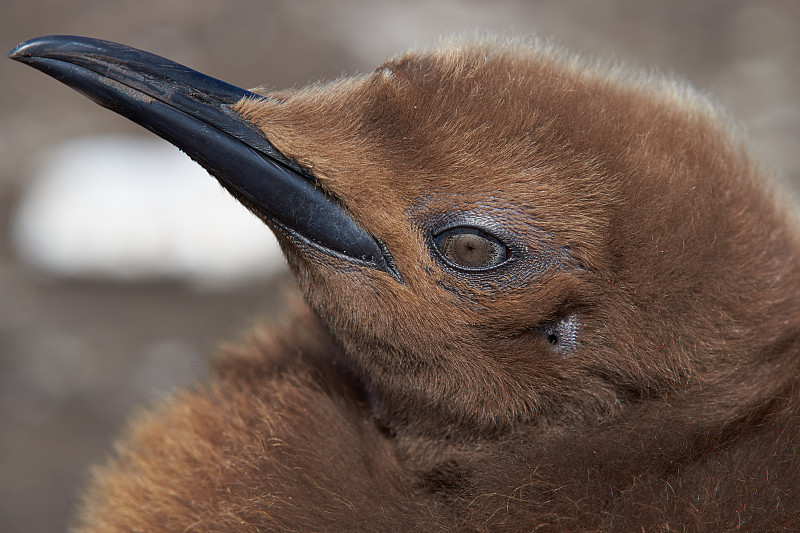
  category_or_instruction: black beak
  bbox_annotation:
[9,35,401,281]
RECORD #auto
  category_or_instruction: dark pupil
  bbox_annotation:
[440,232,502,269]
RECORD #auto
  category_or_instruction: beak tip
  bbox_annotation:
[8,41,30,61]
[9,36,53,61]
[8,35,84,62]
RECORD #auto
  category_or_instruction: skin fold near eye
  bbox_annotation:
[435,227,508,269]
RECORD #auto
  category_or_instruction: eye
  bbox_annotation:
[434,227,509,270]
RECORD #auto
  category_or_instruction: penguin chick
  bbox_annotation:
[9,35,800,531]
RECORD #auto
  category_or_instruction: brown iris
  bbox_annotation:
[434,227,508,270]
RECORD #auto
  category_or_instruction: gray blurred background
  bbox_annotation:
[2,1,799,531]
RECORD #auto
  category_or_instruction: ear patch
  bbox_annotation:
[538,315,579,356]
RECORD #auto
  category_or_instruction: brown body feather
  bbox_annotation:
[70,38,800,531]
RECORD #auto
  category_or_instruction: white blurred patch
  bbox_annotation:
[12,135,286,288]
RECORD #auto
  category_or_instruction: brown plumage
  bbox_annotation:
[12,36,800,531]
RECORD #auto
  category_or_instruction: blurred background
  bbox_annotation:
[2,1,798,530]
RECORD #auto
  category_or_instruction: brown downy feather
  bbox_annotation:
[76,37,800,531]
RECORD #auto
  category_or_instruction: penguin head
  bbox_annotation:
[225,40,795,437]
[233,40,800,436]
[11,36,800,438]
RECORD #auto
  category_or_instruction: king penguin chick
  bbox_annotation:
[10,35,800,532]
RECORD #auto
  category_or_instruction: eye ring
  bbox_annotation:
[433,227,510,271]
